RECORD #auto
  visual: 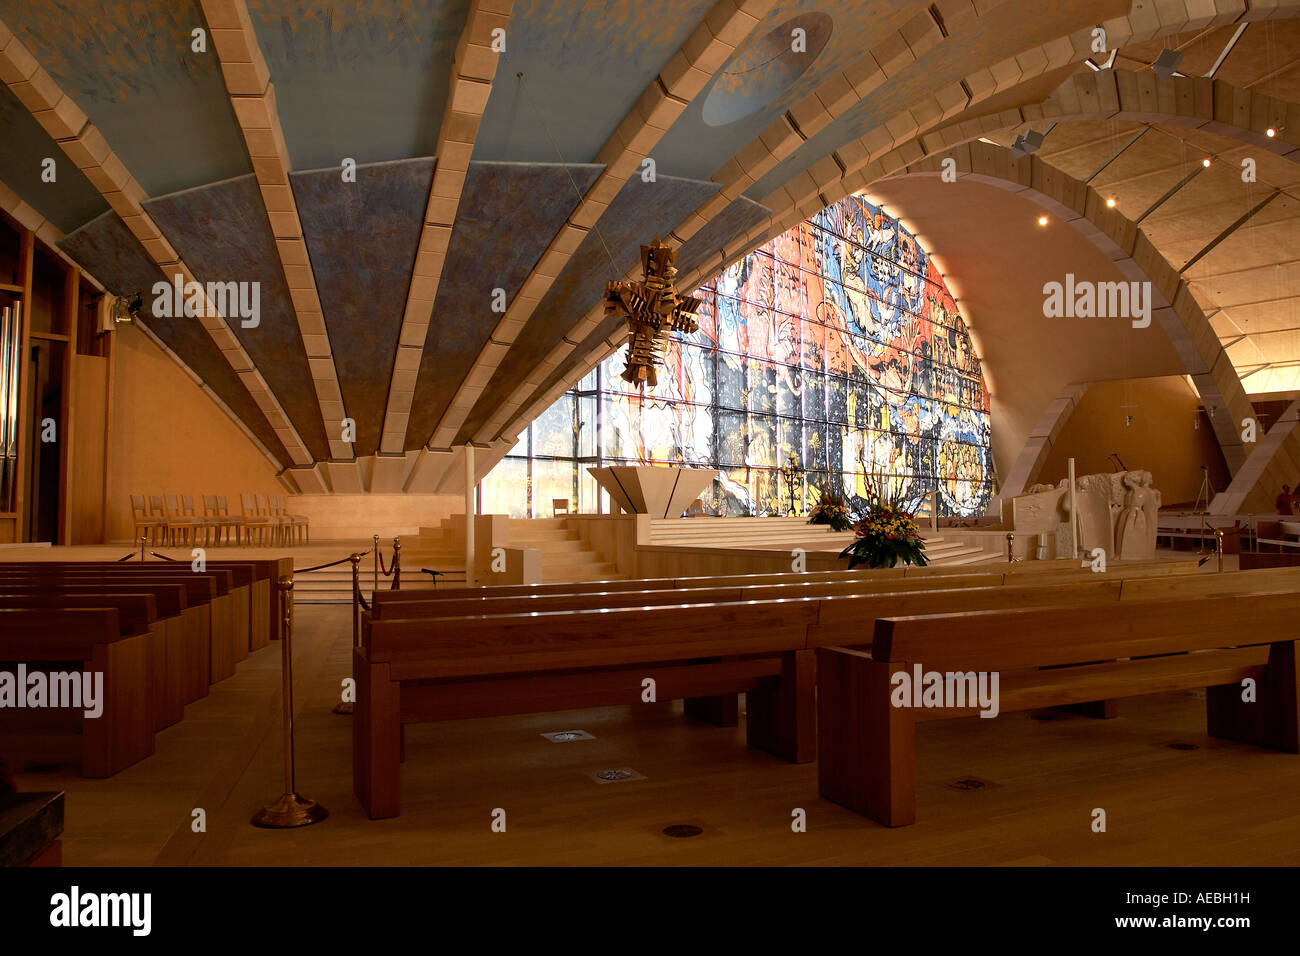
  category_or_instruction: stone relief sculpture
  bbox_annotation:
[1006,470,1161,560]
[1114,470,1160,559]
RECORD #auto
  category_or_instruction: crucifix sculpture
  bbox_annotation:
[605,236,701,388]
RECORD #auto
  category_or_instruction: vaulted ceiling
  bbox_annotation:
[0,0,1297,494]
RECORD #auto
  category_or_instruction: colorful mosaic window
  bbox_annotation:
[480,194,994,519]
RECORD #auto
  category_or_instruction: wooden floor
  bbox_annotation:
[11,598,1300,866]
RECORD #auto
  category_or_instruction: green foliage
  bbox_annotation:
[808,493,853,533]
[838,500,929,569]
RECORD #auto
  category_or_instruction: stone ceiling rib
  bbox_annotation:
[379,0,515,457]
[0,12,311,468]
[433,0,780,449]
[200,0,352,461]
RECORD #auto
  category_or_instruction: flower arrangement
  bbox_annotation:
[808,493,853,532]
[838,472,929,569]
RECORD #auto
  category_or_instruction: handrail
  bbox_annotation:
[293,553,365,575]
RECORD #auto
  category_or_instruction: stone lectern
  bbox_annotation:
[587,466,720,518]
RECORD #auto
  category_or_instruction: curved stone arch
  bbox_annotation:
[928,68,1300,163]
[1211,399,1300,514]
[888,140,1254,474]
[998,384,1093,501]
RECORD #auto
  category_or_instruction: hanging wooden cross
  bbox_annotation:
[605,236,700,388]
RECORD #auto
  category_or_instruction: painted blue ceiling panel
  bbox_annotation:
[292,157,434,457]
[472,0,716,164]
[454,172,721,443]
[405,160,601,449]
[144,174,332,461]
[246,0,472,169]
[649,0,920,182]
[0,0,252,196]
[0,82,108,233]
[56,210,292,465]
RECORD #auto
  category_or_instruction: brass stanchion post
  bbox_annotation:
[252,575,328,828]
[140,534,146,562]
[1006,532,1014,563]
[392,536,401,590]
[1215,528,1224,573]
[372,533,379,595]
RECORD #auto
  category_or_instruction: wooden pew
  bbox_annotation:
[0,567,233,693]
[205,558,292,647]
[375,557,1196,607]
[0,607,154,777]
[0,556,290,647]
[356,599,822,818]
[372,557,1211,621]
[816,592,1300,826]
[0,591,180,732]
[356,574,1145,818]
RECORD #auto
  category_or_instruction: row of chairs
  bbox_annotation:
[129,493,308,547]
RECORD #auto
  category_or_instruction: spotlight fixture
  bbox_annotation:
[1202,157,1212,167]
[111,293,143,326]
[1010,129,1046,157]
[1037,216,1049,227]
[1106,197,1117,208]
[1152,48,1184,78]
[1266,127,1277,138]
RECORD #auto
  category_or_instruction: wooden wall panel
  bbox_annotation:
[69,353,107,544]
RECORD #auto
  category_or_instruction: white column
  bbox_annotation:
[464,443,476,585]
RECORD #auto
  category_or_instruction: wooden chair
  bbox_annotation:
[203,495,242,546]
[552,498,570,517]
[181,495,221,548]
[270,494,308,545]
[255,494,290,546]
[240,493,278,546]
[130,494,165,546]
[161,494,205,548]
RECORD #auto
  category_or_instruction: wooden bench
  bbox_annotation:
[355,599,822,818]
[374,558,1196,611]
[356,574,1147,818]
[0,590,180,732]
[816,592,1300,826]
[0,566,239,689]
[0,607,154,777]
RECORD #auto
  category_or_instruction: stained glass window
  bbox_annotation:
[481,194,995,518]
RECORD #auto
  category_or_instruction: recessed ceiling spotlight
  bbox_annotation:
[1266,127,1277,138]
[1106,197,1117,208]
[1037,216,1049,226]
[1202,157,1212,167]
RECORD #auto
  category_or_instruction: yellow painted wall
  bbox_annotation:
[1039,376,1231,507]
[105,325,283,542]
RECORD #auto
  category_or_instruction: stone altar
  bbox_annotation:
[587,465,720,518]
